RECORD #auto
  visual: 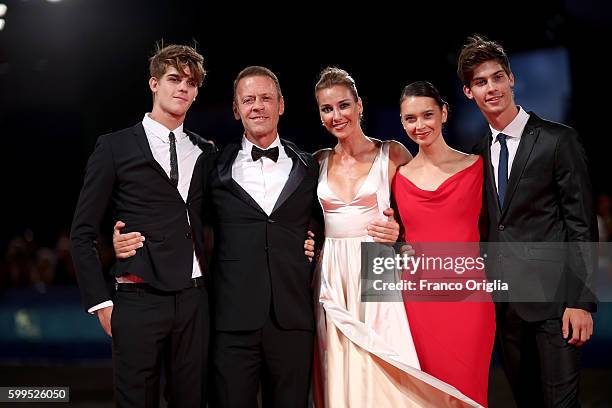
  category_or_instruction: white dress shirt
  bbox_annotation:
[232,135,293,215]
[490,106,530,192]
[88,114,203,314]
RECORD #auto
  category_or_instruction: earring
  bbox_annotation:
[321,121,325,126]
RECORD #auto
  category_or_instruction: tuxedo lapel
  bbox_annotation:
[271,140,308,213]
[481,132,501,217]
[133,123,176,187]
[187,152,204,201]
[216,143,266,215]
[501,122,539,218]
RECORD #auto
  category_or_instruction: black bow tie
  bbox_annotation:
[251,145,279,162]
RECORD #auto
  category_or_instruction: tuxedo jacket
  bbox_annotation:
[475,112,598,321]
[70,123,215,311]
[204,138,322,332]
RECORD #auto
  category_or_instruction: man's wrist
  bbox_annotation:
[88,301,113,315]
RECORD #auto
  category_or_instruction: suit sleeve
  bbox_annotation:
[553,128,598,311]
[201,147,218,262]
[70,135,117,311]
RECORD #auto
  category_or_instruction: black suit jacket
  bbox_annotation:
[204,138,322,332]
[70,123,215,311]
[475,112,598,321]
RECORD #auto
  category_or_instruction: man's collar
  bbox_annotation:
[490,106,530,143]
[142,113,185,142]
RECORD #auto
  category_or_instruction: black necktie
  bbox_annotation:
[251,145,279,162]
[497,133,509,207]
[169,132,179,187]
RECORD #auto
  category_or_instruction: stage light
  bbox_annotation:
[0,4,7,18]
[0,19,4,31]
[46,0,63,2]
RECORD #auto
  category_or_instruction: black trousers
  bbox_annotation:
[211,314,313,408]
[496,304,581,408]
[111,285,209,408]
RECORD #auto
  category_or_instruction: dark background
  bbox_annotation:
[1,0,611,250]
[0,0,611,406]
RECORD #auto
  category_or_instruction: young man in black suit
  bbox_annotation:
[70,44,214,407]
[459,36,598,407]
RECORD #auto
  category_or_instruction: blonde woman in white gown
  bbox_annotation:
[312,67,481,408]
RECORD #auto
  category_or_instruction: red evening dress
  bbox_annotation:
[392,157,495,407]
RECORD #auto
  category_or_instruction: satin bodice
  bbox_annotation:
[317,142,390,239]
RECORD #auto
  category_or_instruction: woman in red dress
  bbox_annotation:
[392,81,496,407]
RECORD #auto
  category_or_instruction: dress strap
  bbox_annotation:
[318,149,331,183]
[376,141,391,215]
